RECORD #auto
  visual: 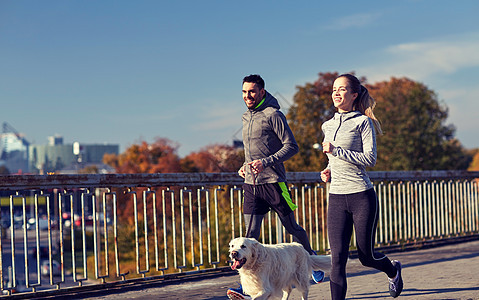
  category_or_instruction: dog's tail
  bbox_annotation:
[310,255,332,272]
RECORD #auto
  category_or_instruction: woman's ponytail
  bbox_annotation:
[337,74,383,135]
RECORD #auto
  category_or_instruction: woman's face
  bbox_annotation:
[332,77,358,113]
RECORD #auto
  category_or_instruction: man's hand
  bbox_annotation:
[238,165,246,178]
[248,159,264,174]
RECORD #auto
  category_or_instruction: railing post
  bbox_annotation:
[129,188,150,277]
[159,188,173,274]
[110,188,129,280]
[92,189,109,283]
[9,194,18,292]
[290,185,299,244]
[0,201,4,292]
[70,189,88,286]
[196,187,209,270]
[210,186,223,268]
[179,188,190,272]
[230,186,242,239]
[377,182,385,244]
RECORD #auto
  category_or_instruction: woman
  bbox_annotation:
[321,74,403,299]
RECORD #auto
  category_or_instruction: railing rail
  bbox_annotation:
[0,170,478,296]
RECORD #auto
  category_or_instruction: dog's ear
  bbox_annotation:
[249,240,257,258]
[249,239,263,259]
[246,239,265,270]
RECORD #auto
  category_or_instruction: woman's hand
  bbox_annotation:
[322,142,335,154]
[320,169,331,183]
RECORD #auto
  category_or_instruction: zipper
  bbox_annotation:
[246,110,255,182]
[247,110,254,161]
[333,113,342,141]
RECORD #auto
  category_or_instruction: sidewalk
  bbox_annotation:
[62,239,479,299]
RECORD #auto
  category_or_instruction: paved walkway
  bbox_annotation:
[50,239,479,299]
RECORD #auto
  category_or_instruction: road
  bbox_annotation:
[1,227,77,293]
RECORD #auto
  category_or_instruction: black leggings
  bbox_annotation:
[328,188,397,300]
[244,212,314,255]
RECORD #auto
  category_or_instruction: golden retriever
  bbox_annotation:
[228,237,331,300]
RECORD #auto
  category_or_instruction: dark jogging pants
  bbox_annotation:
[327,188,397,300]
[242,182,314,255]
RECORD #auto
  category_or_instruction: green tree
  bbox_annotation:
[371,77,471,170]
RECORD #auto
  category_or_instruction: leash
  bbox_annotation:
[245,163,257,238]
[249,163,257,195]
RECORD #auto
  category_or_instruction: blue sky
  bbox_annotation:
[1,1,478,157]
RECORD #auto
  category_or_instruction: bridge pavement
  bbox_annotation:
[34,239,479,300]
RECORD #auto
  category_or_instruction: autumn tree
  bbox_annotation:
[103,137,182,173]
[102,138,184,261]
[286,72,365,171]
[78,165,99,174]
[0,165,10,174]
[181,144,244,172]
[467,148,479,171]
[286,72,471,171]
[102,138,183,227]
[371,77,471,170]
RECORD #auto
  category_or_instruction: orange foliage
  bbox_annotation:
[103,138,182,174]
[181,144,244,172]
[104,138,244,174]
[468,149,479,171]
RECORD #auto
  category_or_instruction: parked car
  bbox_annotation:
[38,219,50,231]
[41,259,61,276]
[32,246,49,259]
[74,215,94,227]
[1,219,10,229]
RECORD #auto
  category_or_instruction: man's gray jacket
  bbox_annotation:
[241,91,298,185]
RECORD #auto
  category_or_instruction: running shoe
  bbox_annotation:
[227,284,252,300]
[310,250,325,284]
[388,260,403,298]
[311,269,325,284]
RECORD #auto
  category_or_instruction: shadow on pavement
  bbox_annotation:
[350,286,479,299]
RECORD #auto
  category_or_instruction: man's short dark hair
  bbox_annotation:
[243,74,265,90]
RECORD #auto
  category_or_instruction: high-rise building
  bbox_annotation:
[0,122,30,174]
[0,132,29,174]
[28,138,119,174]
[0,122,119,174]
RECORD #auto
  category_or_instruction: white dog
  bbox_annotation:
[228,237,331,300]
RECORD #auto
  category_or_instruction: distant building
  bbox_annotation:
[28,138,119,174]
[48,135,64,146]
[233,139,244,149]
[0,132,29,174]
[0,121,119,174]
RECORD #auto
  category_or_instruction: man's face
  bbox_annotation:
[242,82,265,109]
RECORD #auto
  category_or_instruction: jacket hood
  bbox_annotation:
[251,91,280,111]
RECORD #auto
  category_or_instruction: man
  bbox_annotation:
[227,74,325,300]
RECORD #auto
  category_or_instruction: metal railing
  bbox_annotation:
[0,170,478,296]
